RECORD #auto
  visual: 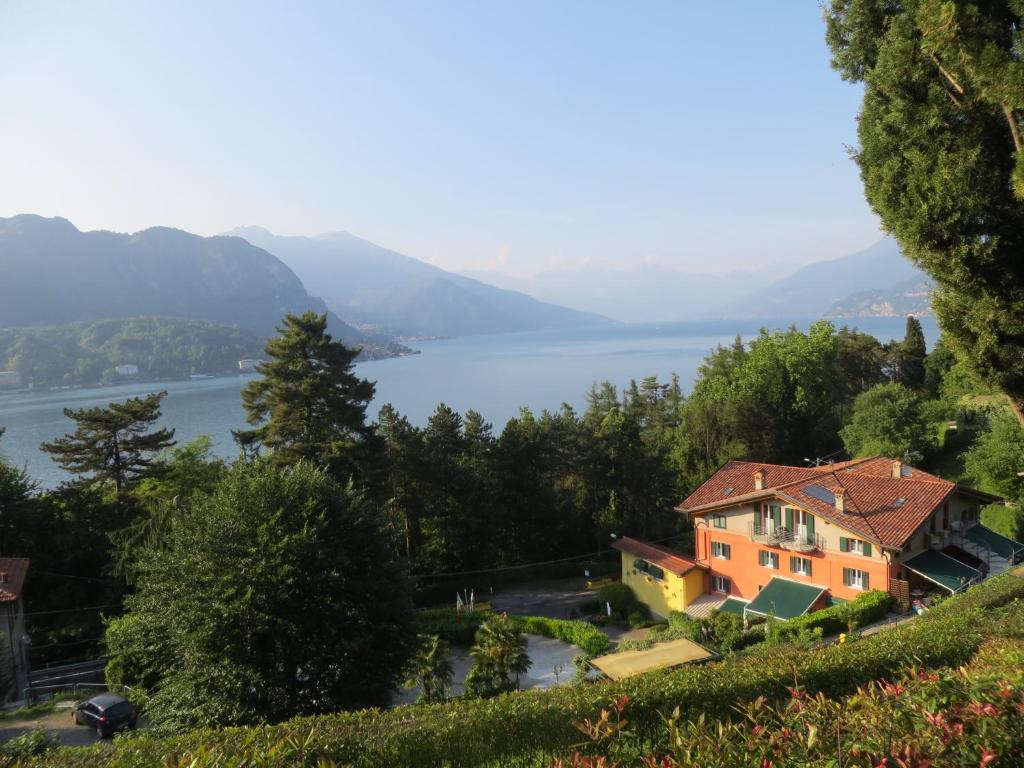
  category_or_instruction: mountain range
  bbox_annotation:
[0,214,358,339]
[462,237,929,322]
[225,227,614,337]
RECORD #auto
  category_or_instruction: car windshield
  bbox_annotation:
[101,701,132,718]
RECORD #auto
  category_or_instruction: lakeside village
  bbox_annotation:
[0,359,266,394]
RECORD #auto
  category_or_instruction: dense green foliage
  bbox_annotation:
[840,381,932,459]
[23,573,1024,767]
[237,312,375,483]
[825,0,1024,425]
[464,615,531,697]
[403,635,454,704]
[560,637,1024,767]
[0,317,264,388]
[511,616,611,656]
[104,460,415,733]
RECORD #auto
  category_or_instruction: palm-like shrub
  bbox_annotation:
[404,635,454,704]
[465,615,531,697]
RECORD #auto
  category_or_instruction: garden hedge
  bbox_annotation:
[509,616,610,655]
[27,574,1024,768]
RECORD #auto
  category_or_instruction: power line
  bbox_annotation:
[25,603,122,617]
[31,636,104,650]
[412,532,687,579]
[33,573,117,581]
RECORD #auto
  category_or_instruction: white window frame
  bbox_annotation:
[760,550,778,570]
[850,568,868,590]
[712,575,730,594]
[712,541,728,559]
[793,556,811,576]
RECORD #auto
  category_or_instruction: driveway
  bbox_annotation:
[0,702,145,748]
[0,704,99,748]
[490,582,597,619]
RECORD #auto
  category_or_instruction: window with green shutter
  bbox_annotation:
[863,542,872,557]
[784,507,794,533]
[840,537,849,552]
[713,514,726,529]
[790,556,811,576]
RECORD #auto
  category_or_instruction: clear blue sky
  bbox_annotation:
[0,1,882,275]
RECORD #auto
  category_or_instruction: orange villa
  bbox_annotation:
[616,456,1022,621]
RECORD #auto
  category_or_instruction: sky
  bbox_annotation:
[0,2,883,276]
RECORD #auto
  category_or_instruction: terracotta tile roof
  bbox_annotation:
[677,458,986,549]
[612,536,705,576]
[0,558,29,602]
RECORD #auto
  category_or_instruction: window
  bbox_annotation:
[633,559,665,581]
[840,537,872,557]
[758,550,779,569]
[712,575,730,594]
[843,567,869,590]
[790,556,811,576]
[712,513,727,529]
[711,541,731,560]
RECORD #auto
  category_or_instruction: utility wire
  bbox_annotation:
[25,603,122,617]
[34,570,117,584]
[412,532,688,579]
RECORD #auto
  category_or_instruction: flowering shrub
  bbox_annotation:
[22,575,1024,768]
[555,637,1024,767]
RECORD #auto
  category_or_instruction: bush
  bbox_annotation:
[981,502,1024,542]
[511,616,610,655]
[26,575,1024,768]
[597,582,635,615]
[0,729,57,763]
[413,607,490,646]
[761,589,893,643]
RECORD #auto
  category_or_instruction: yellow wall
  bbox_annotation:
[619,552,704,619]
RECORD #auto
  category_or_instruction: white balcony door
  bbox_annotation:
[761,508,774,534]
[796,509,808,541]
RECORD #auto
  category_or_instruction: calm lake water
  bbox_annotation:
[0,317,938,488]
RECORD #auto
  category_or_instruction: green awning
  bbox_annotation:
[717,598,748,617]
[965,524,1024,561]
[744,578,827,620]
[903,549,983,593]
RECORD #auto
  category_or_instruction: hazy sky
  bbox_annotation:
[0,2,883,276]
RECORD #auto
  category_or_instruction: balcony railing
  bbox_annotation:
[747,523,823,553]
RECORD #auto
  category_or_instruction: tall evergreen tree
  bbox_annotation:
[237,312,374,480]
[41,392,175,493]
[825,1,1024,424]
[897,315,928,390]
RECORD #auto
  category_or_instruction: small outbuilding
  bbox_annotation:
[611,536,706,619]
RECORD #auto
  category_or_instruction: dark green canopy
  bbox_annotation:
[903,550,983,593]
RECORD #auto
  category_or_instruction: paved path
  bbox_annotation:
[0,705,101,748]
[490,583,597,619]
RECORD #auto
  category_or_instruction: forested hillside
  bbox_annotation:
[0,317,263,388]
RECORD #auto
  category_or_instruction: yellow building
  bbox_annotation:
[611,536,706,618]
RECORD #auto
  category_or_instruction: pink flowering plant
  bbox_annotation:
[552,639,1024,768]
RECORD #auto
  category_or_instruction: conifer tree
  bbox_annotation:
[41,392,175,493]
[237,312,375,480]
[897,315,927,390]
[825,1,1024,424]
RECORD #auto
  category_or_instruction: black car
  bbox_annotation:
[71,693,137,738]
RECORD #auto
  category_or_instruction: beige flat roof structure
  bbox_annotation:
[590,638,713,680]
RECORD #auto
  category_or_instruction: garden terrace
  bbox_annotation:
[23,573,1024,768]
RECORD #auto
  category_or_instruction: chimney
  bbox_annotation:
[835,487,846,514]
[891,460,903,480]
[753,469,765,491]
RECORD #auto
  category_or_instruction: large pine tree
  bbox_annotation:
[41,392,175,493]
[237,312,375,480]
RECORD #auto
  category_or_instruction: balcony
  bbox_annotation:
[748,523,822,553]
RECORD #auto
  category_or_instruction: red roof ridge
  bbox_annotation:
[611,536,705,576]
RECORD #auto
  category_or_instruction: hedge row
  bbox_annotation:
[412,607,491,645]
[758,588,893,642]
[510,616,610,655]
[28,574,1024,767]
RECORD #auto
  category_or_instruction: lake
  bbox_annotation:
[0,317,938,488]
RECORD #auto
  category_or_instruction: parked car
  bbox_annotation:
[71,693,137,738]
